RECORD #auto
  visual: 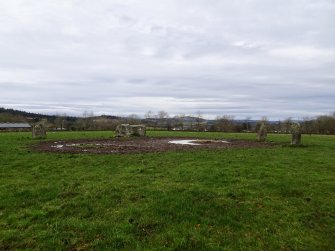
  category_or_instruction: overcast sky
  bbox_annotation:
[0,0,334,119]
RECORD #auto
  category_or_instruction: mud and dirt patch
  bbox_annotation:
[33,137,274,154]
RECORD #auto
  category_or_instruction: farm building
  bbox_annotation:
[0,123,31,131]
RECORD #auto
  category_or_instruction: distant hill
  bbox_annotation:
[0,107,55,121]
[0,107,78,123]
[0,107,121,123]
[92,115,121,120]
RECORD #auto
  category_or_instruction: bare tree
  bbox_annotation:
[174,113,186,130]
[215,115,235,132]
[127,114,140,124]
[244,116,251,132]
[301,116,313,135]
[144,110,154,119]
[80,111,95,130]
[315,115,335,134]
[195,111,205,131]
[281,117,292,133]
[157,110,169,129]
[54,113,67,130]
[158,110,169,119]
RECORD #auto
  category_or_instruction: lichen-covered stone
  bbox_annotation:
[115,124,146,137]
[32,123,47,139]
[257,123,267,142]
[291,123,301,145]
[130,125,146,136]
[115,124,132,137]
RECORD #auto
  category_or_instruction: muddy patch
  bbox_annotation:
[33,137,274,154]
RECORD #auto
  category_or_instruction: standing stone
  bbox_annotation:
[291,122,301,145]
[130,125,146,136]
[115,124,146,137]
[257,123,267,142]
[115,124,132,137]
[32,123,47,139]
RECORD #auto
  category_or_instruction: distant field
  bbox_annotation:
[0,131,334,250]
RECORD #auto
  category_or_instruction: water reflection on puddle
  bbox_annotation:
[168,139,229,145]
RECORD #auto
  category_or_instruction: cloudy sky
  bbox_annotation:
[0,0,334,119]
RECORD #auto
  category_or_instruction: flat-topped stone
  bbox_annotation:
[115,124,146,137]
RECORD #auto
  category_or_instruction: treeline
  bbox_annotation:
[50,113,335,135]
[209,115,335,135]
[300,115,335,134]
[206,115,335,135]
[142,112,335,135]
[1,107,335,134]
[50,115,135,131]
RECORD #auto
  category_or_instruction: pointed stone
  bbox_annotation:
[291,123,302,145]
[257,123,267,142]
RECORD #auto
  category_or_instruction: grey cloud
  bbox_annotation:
[0,0,334,120]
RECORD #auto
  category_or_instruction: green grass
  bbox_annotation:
[0,131,334,250]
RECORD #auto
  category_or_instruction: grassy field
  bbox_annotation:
[0,131,334,250]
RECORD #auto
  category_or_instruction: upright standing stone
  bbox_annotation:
[291,122,301,145]
[32,123,47,139]
[257,122,267,142]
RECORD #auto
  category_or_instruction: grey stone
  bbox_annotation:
[257,123,267,142]
[291,123,302,145]
[32,123,47,139]
[115,124,146,137]
[130,125,146,136]
[115,124,132,137]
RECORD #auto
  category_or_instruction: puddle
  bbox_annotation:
[168,139,201,145]
[51,143,108,148]
[66,144,80,147]
[168,139,230,145]
[51,144,64,148]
